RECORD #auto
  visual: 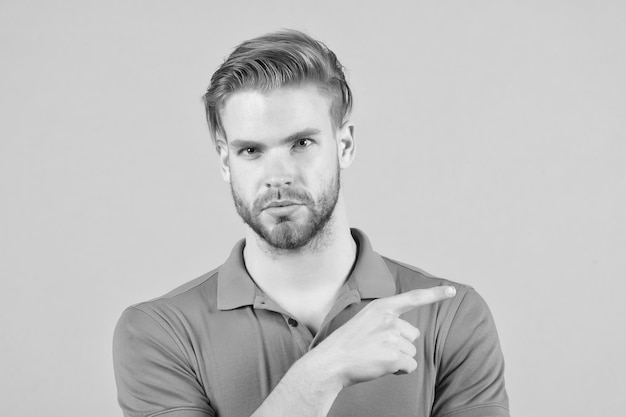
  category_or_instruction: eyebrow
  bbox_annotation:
[229,128,322,149]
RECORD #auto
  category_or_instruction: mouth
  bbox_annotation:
[262,200,304,217]
[264,200,301,209]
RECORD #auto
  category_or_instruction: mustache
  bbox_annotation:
[253,188,314,211]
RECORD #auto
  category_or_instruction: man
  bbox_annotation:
[113,30,509,417]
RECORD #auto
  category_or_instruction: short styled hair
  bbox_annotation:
[202,29,353,143]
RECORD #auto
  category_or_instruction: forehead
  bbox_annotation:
[220,84,334,142]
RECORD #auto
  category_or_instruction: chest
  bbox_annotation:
[275,293,337,334]
[192,306,436,417]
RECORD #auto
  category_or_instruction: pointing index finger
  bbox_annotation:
[383,286,456,316]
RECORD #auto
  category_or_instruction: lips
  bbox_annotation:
[261,200,305,218]
[264,200,301,209]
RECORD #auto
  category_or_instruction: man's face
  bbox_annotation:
[219,84,346,250]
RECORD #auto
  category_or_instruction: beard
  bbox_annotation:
[231,168,340,250]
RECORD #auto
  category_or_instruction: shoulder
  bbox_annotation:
[380,255,495,341]
[381,255,475,298]
[134,267,219,316]
[115,267,220,345]
[112,273,218,416]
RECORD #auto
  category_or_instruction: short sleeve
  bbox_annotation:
[432,288,510,417]
[112,306,214,417]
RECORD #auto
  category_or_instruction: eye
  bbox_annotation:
[239,147,258,156]
[294,138,312,149]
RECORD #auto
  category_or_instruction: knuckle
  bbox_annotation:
[385,333,400,345]
[381,312,395,326]
[390,318,404,331]
[385,350,400,362]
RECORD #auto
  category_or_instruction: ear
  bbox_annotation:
[216,139,231,183]
[337,122,356,169]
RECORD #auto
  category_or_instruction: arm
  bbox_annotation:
[249,355,342,417]
[250,286,457,417]
[113,307,214,417]
[113,287,455,417]
[432,288,509,417]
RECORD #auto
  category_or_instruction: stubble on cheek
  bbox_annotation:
[229,164,340,250]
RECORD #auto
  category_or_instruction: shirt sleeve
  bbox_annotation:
[113,306,214,417]
[432,288,510,417]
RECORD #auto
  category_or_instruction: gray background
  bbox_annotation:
[2,1,625,416]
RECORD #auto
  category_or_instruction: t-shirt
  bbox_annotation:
[113,229,509,417]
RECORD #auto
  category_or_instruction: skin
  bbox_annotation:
[217,83,456,416]
[220,85,346,253]
[218,84,358,332]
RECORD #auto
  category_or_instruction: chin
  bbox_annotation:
[265,222,308,249]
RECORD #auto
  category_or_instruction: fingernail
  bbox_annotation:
[445,286,456,296]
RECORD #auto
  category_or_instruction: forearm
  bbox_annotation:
[250,352,343,417]
[250,287,456,416]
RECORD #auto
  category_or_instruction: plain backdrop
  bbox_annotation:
[2,1,625,416]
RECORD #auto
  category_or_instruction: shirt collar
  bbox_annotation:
[217,228,396,310]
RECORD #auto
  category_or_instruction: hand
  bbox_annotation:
[307,286,456,387]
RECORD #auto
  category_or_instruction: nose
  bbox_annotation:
[264,152,295,189]
[265,175,292,188]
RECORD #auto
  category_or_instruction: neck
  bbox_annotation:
[243,195,356,299]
